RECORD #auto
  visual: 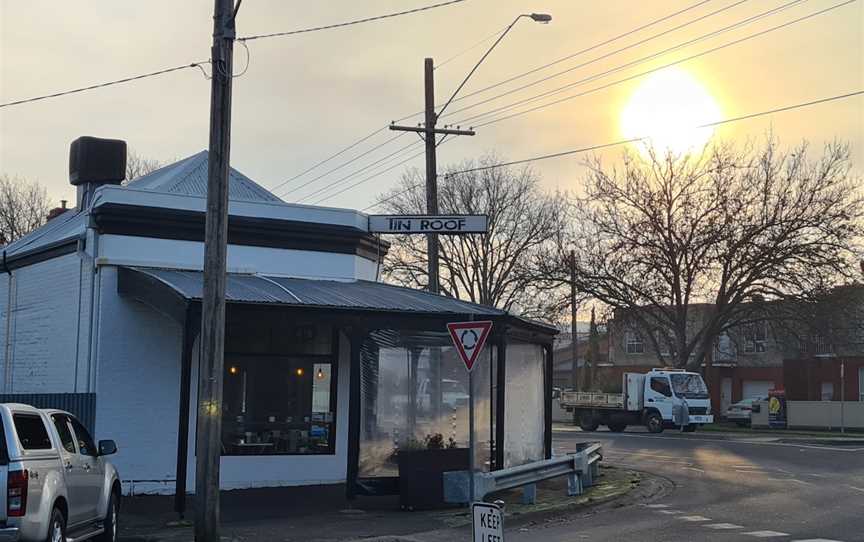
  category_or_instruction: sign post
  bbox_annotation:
[472,502,504,542]
[447,320,493,505]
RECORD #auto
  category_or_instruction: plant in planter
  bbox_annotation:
[397,433,469,510]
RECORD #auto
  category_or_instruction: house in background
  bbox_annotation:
[606,293,864,415]
[0,137,556,511]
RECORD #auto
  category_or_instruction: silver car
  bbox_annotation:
[725,397,765,426]
[0,404,120,542]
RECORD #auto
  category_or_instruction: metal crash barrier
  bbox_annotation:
[444,443,603,505]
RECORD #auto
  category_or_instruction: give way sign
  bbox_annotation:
[447,321,493,372]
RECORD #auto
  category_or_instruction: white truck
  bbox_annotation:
[559,369,713,433]
[0,404,121,542]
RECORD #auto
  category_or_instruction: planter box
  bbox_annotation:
[397,448,470,509]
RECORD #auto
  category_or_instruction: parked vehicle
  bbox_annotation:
[0,404,120,542]
[559,369,713,433]
[726,397,766,426]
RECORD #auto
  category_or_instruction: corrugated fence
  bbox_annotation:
[0,393,96,433]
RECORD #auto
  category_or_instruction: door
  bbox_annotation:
[721,378,733,414]
[50,414,93,525]
[67,416,104,522]
[742,380,774,400]
[646,376,674,421]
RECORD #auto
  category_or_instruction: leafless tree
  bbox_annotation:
[125,148,164,182]
[544,140,864,370]
[0,174,53,245]
[378,155,570,319]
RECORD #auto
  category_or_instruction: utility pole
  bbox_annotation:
[196,0,235,540]
[570,251,578,392]
[389,58,475,294]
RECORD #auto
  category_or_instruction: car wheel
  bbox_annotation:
[579,415,599,432]
[47,506,66,542]
[96,492,119,542]
[682,424,697,433]
[645,412,664,434]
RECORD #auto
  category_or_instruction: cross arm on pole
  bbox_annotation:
[389,124,476,136]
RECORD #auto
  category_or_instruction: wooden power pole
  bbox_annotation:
[196,0,235,540]
[389,58,475,294]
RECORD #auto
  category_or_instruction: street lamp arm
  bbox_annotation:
[437,13,550,117]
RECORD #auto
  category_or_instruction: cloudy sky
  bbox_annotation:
[1,0,862,210]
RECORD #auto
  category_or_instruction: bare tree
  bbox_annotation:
[125,148,164,182]
[0,174,52,245]
[546,140,864,370]
[378,155,570,319]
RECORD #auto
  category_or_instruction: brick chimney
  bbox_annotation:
[46,200,68,221]
[69,136,127,208]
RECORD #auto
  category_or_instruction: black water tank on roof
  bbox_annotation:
[69,136,127,185]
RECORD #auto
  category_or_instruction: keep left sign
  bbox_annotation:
[473,502,504,542]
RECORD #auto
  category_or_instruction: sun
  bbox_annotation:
[620,67,723,158]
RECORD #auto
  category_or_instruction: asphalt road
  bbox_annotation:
[509,427,864,542]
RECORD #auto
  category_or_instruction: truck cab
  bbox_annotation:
[640,369,713,432]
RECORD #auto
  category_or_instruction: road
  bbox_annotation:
[510,427,864,542]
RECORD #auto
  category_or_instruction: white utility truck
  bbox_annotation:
[559,369,713,433]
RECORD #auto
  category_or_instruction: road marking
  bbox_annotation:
[705,523,744,530]
[744,531,790,538]
[677,515,712,522]
[791,539,846,542]
[845,485,864,493]
[658,510,684,515]
[644,504,669,508]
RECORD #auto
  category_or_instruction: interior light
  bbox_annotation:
[296,368,305,377]
[316,367,325,380]
[229,366,238,375]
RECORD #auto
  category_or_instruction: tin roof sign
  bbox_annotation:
[447,320,493,372]
[472,502,504,542]
[369,214,488,234]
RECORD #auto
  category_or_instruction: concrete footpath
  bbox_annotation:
[119,466,663,542]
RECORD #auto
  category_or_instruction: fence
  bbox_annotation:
[752,400,864,431]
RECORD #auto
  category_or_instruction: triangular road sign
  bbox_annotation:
[447,321,493,372]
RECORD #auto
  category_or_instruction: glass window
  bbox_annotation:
[504,342,545,468]
[625,329,644,354]
[650,377,672,397]
[51,415,76,454]
[69,417,96,457]
[221,356,336,455]
[670,374,709,399]
[13,414,52,450]
[744,322,767,353]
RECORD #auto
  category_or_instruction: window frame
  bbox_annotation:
[743,321,768,354]
[649,376,673,398]
[68,416,98,457]
[50,414,77,455]
[625,329,645,355]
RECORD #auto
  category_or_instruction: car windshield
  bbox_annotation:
[670,374,709,399]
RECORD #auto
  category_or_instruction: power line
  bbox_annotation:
[0,61,210,109]
[466,0,856,129]
[238,0,467,41]
[391,0,718,125]
[297,139,424,202]
[279,132,407,197]
[279,1,726,186]
[363,90,863,211]
[442,0,798,123]
[444,90,864,176]
[435,24,511,70]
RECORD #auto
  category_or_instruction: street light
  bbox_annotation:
[437,12,552,116]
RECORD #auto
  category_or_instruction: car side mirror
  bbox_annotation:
[98,439,117,456]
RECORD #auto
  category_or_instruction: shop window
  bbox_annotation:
[220,323,337,456]
[625,329,644,354]
[743,322,767,353]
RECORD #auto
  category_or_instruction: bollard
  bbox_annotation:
[567,471,583,496]
[522,483,537,505]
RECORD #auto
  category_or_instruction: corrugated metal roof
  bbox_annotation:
[132,267,506,317]
[126,151,282,203]
[3,209,86,259]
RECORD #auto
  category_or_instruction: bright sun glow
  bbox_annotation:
[620,68,723,158]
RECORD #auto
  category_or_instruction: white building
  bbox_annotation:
[0,138,555,514]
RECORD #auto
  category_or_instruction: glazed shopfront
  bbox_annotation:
[116,267,556,511]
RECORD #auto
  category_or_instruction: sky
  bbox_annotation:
[1,0,862,210]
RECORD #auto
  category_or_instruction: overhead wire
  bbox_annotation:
[441,0,798,123]
[434,24,512,70]
[0,61,211,109]
[362,90,864,211]
[238,0,467,41]
[460,0,856,129]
